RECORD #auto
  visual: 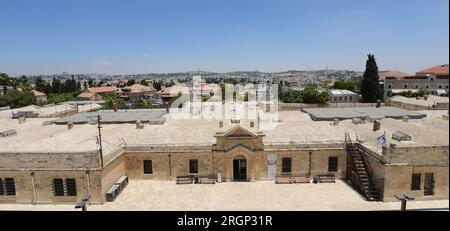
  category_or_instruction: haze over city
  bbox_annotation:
[1,0,449,76]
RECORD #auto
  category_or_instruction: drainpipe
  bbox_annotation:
[168,154,172,181]
[308,152,312,177]
[31,172,37,205]
[85,170,91,205]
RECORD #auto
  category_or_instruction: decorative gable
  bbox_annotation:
[223,125,256,138]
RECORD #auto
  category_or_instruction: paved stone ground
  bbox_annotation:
[0,180,448,211]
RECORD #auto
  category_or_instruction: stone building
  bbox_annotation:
[0,108,448,205]
[383,64,449,99]
[328,89,359,103]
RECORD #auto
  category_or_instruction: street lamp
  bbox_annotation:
[75,193,91,211]
[394,193,415,211]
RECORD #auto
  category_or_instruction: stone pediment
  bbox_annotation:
[214,125,265,151]
[225,144,253,152]
[222,125,256,138]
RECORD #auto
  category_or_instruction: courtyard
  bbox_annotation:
[0,180,448,211]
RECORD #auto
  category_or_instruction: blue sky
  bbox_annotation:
[0,0,448,75]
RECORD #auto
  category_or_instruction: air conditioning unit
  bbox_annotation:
[106,184,120,202]
[392,131,411,141]
[0,129,17,137]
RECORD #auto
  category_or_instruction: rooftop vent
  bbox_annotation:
[330,118,339,126]
[136,120,144,129]
[0,129,17,137]
[392,131,411,142]
[18,116,26,124]
[42,121,54,126]
[272,117,282,123]
[402,116,409,122]
[352,118,365,125]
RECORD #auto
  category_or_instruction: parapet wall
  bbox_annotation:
[383,145,449,165]
[0,151,101,170]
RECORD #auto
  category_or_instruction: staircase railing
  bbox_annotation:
[344,132,382,201]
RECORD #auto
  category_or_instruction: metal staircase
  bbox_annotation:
[345,133,382,201]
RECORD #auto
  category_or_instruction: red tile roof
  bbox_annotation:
[32,90,46,97]
[78,92,96,98]
[87,86,117,93]
[416,64,449,75]
[122,84,156,93]
[379,71,412,80]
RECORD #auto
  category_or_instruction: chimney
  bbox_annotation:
[373,120,380,131]
[402,116,409,122]
[18,116,26,124]
[333,118,339,126]
[112,102,118,112]
[165,103,170,113]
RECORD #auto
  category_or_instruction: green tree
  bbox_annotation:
[140,79,147,85]
[34,77,47,92]
[0,73,10,86]
[127,79,136,86]
[0,90,36,108]
[44,83,52,95]
[51,78,61,93]
[153,81,162,91]
[361,54,381,102]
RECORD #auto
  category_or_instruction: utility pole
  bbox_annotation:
[97,115,104,168]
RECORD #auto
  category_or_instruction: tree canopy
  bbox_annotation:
[361,54,381,102]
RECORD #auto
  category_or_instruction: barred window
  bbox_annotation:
[282,158,292,173]
[328,157,338,172]
[66,179,77,196]
[189,159,198,174]
[0,178,4,195]
[411,173,421,191]
[143,160,153,174]
[53,178,65,196]
[4,178,15,196]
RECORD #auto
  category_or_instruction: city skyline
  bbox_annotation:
[0,0,449,76]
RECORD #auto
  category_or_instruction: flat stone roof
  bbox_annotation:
[52,110,167,124]
[0,109,447,156]
[302,106,427,121]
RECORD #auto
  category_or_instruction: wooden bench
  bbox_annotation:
[176,175,193,184]
[275,175,292,184]
[313,174,335,183]
[198,177,216,184]
[291,176,311,184]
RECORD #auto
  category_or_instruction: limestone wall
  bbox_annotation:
[384,146,449,165]
[383,165,449,201]
[0,170,103,204]
[0,151,101,170]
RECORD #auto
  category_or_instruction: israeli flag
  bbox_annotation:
[377,131,387,147]
[96,136,101,151]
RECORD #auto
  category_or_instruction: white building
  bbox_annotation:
[328,89,359,103]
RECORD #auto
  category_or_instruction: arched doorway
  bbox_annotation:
[233,155,247,181]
